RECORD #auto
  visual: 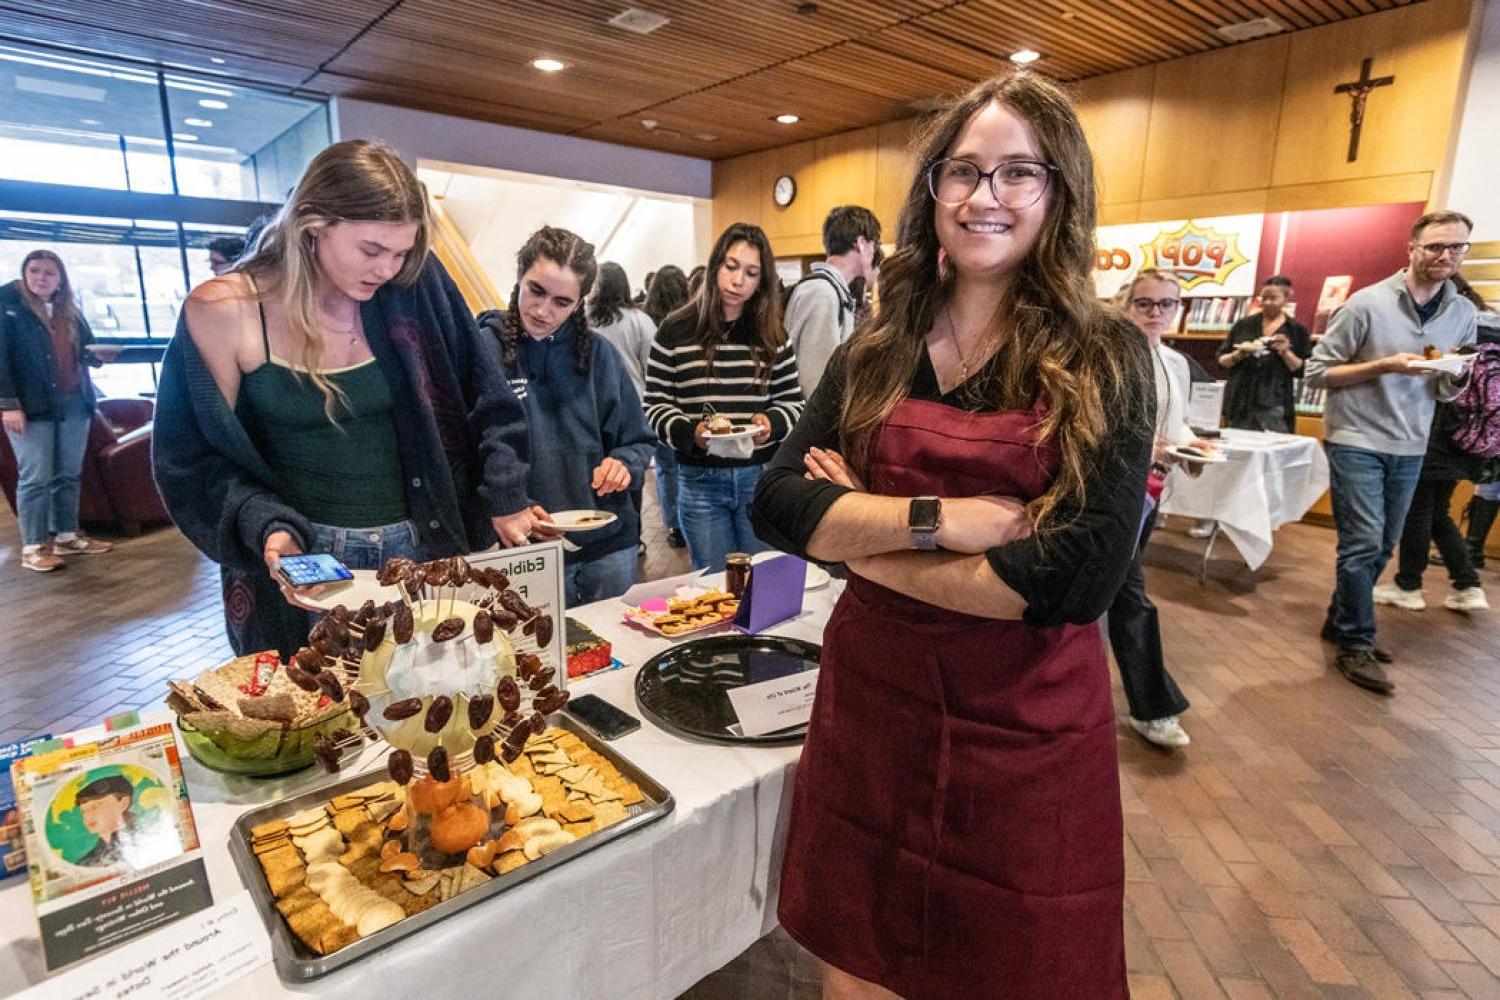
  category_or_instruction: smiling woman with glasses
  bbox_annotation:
[752,71,1155,999]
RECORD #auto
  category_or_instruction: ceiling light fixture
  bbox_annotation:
[641,118,658,130]
[209,57,226,65]
[774,113,800,125]
[184,117,212,127]
[173,132,198,142]
[1009,49,1041,65]
[80,118,101,126]
[532,58,566,72]
[198,98,228,110]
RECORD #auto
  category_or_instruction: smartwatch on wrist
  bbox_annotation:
[909,496,941,551]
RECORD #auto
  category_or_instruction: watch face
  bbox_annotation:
[773,175,796,207]
[909,498,940,531]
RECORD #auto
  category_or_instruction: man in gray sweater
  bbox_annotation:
[1303,210,1479,695]
[783,205,881,399]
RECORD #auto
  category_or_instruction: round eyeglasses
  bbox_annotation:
[927,157,1058,209]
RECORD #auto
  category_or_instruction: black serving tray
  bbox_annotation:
[634,634,821,746]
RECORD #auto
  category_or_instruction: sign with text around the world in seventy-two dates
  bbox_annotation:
[1093,214,1263,298]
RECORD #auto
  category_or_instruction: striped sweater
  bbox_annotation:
[644,311,804,467]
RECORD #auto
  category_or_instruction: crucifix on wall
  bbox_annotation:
[1333,57,1395,163]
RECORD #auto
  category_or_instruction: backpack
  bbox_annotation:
[781,270,851,330]
[1451,342,1500,458]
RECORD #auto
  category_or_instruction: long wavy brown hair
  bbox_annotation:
[18,250,81,346]
[839,72,1153,534]
[673,222,783,379]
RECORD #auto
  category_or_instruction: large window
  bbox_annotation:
[0,41,329,395]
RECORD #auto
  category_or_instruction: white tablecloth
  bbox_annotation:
[1158,429,1329,570]
[0,577,844,1000]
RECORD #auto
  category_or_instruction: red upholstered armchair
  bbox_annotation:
[0,397,169,536]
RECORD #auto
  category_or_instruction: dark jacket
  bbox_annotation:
[498,313,655,563]
[0,280,99,419]
[153,256,531,658]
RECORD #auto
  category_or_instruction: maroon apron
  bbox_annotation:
[777,398,1127,999]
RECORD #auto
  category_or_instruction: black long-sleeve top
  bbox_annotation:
[749,338,1155,628]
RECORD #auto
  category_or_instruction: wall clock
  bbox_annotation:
[773,174,797,207]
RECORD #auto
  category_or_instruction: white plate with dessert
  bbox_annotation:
[1407,353,1470,376]
[539,509,619,532]
[1167,444,1228,465]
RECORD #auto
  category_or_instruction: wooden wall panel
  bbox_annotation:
[873,119,918,238]
[1071,65,1153,207]
[1271,0,1473,188]
[708,2,1474,233]
[1140,36,1290,203]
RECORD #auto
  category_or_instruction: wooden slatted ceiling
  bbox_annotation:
[0,0,1426,160]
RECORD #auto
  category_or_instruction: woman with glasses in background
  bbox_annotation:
[1106,270,1211,749]
[754,73,1154,998]
[1217,275,1311,433]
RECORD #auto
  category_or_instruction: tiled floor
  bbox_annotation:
[6,490,1500,998]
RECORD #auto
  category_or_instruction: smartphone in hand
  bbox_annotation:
[275,553,354,589]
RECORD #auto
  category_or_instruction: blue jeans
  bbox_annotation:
[654,443,682,532]
[564,545,638,607]
[6,396,92,546]
[1324,443,1423,647]
[307,518,425,571]
[676,463,769,572]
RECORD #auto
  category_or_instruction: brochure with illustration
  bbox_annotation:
[1,734,53,880]
[11,722,212,972]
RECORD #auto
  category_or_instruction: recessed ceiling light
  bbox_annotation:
[80,118,101,126]
[209,57,226,65]
[184,117,212,127]
[173,132,198,142]
[774,113,800,125]
[1010,49,1041,65]
[532,58,566,72]
[641,118,658,129]
[198,98,228,110]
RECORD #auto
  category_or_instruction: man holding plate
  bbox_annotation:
[1304,210,1479,694]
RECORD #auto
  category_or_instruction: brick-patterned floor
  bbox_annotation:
[5,492,1500,998]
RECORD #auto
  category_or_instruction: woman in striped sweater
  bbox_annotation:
[644,223,803,571]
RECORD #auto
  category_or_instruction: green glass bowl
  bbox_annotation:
[176,710,355,777]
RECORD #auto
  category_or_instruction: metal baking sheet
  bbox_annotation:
[228,714,674,982]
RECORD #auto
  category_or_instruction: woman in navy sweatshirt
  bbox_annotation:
[486,227,655,606]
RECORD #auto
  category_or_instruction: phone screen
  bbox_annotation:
[276,553,354,588]
[565,694,641,741]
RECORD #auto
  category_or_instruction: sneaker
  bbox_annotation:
[21,547,64,573]
[1445,587,1490,613]
[1129,716,1191,748]
[1373,583,1426,611]
[1335,646,1395,695]
[666,528,686,549]
[52,534,112,555]
[1187,521,1216,539]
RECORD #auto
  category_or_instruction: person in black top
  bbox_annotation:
[644,223,802,571]
[1216,275,1311,432]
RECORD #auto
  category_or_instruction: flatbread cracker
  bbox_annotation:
[496,850,528,875]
